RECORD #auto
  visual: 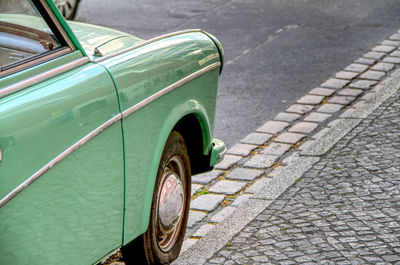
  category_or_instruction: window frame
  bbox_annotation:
[0,0,76,77]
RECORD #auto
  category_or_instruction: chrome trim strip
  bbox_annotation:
[95,29,202,63]
[0,47,72,78]
[0,113,122,208]
[122,62,221,118]
[0,57,89,99]
[0,62,221,207]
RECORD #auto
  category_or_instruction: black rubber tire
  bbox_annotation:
[122,131,191,265]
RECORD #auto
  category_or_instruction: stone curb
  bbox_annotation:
[302,68,400,156]
[173,33,400,265]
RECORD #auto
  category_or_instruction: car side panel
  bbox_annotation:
[0,63,124,265]
[99,32,221,243]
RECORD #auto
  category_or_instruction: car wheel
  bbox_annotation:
[122,131,191,265]
[54,0,80,20]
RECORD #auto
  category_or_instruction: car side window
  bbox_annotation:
[0,0,66,74]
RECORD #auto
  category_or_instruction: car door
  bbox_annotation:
[0,1,124,265]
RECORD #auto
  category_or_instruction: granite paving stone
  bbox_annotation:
[383,255,400,262]
[191,184,203,196]
[193,224,216,237]
[190,194,225,211]
[275,132,306,144]
[339,108,357,118]
[354,57,376,65]
[381,40,400,46]
[349,80,378,90]
[390,49,400,57]
[240,132,273,145]
[192,170,224,185]
[320,78,349,89]
[312,127,330,140]
[344,63,369,73]
[371,62,395,72]
[244,154,278,169]
[208,180,247,195]
[298,140,315,151]
[383,56,400,64]
[337,88,363,97]
[286,104,314,114]
[226,167,264,181]
[371,83,387,94]
[209,207,237,223]
[363,51,386,60]
[372,45,396,53]
[231,194,252,207]
[256,121,289,134]
[282,152,301,165]
[317,103,343,113]
[274,112,302,123]
[206,92,400,264]
[360,70,386,80]
[297,95,324,105]
[303,112,332,122]
[308,87,336,96]
[328,95,356,105]
[335,71,359,80]
[245,177,273,194]
[180,238,198,253]
[261,143,291,156]
[187,211,207,228]
[215,155,242,170]
[327,119,341,128]
[288,122,319,134]
[227,143,257,156]
[390,33,400,40]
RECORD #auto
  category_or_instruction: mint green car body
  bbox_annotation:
[0,1,225,264]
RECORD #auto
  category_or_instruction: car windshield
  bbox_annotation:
[0,0,62,71]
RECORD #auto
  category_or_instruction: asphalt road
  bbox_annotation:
[75,0,400,147]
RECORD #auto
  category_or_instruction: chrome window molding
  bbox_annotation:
[0,47,72,78]
[0,62,221,208]
[0,57,89,99]
[95,29,202,63]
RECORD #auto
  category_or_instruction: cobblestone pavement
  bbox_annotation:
[205,93,400,264]
[183,29,400,251]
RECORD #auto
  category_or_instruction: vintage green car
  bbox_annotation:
[0,0,225,264]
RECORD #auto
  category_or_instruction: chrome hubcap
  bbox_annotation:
[156,156,185,252]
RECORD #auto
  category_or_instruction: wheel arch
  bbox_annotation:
[130,100,214,241]
[173,113,214,175]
